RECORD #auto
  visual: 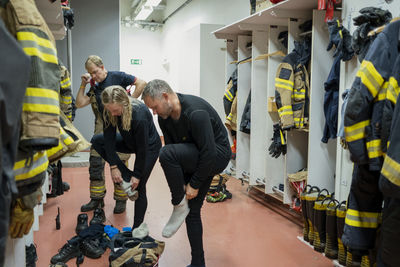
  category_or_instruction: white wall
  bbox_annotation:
[70,0,120,140]
[120,27,167,82]
[160,0,249,91]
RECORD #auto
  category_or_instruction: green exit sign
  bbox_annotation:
[130,59,142,65]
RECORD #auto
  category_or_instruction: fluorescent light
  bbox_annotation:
[146,0,162,6]
[134,5,153,20]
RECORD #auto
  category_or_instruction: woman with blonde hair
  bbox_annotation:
[91,85,161,229]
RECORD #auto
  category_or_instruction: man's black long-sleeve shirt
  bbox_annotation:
[104,101,160,181]
[158,93,231,189]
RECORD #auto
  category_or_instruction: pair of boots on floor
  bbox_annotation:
[81,198,126,214]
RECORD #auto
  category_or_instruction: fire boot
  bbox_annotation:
[80,239,104,259]
[337,201,347,266]
[26,244,37,267]
[89,208,106,225]
[49,263,68,267]
[80,199,104,212]
[114,200,127,214]
[75,214,88,235]
[313,190,331,253]
[305,186,320,245]
[346,249,371,267]
[300,185,311,242]
[325,199,339,259]
[50,237,81,264]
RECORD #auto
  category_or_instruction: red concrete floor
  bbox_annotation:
[34,159,333,267]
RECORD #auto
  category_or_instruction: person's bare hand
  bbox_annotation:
[131,177,140,190]
[81,73,90,85]
[111,167,123,184]
[186,184,199,200]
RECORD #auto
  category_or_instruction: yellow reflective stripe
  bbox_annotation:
[47,143,63,158]
[387,77,400,104]
[25,87,59,101]
[344,120,370,142]
[357,60,384,97]
[224,93,232,101]
[60,99,72,105]
[61,77,70,85]
[61,81,71,89]
[23,103,60,114]
[276,83,293,91]
[381,155,400,187]
[227,113,233,121]
[375,82,387,102]
[14,152,49,181]
[275,78,294,86]
[60,128,74,145]
[22,47,58,64]
[17,31,55,51]
[91,190,105,193]
[226,89,233,99]
[90,186,105,189]
[366,139,383,158]
[13,151,46,170]
[345,209,380,228]
[114,189,125,193]
[278,106,293,116]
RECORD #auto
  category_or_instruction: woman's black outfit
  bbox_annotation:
[91,102,161,228]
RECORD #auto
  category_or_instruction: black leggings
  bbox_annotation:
[159,143,230,265]
[91,133,161,229]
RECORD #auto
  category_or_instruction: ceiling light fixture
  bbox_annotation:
[146,0,162,7]
[134,5,153,20]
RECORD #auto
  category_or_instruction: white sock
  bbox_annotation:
[132,222,149,239]
[162,196,190,238]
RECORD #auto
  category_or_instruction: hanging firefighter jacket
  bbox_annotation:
[13,150,48,198]
[59,63,73,121]
[377,69,400,267]
[275,38,311,130]
[380,55,400,155]
[342,20,400,262]
[0,17,31,266]
[240,91,251,134]
[223,68,238,135]
[46,112,91,164]
[1,0,61,151]
[223,69,238,117]
[344,19,400,170]
[225,95,237,133]
[380,92,400,199]
[322,55,340,143]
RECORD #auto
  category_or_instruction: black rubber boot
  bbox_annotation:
[75,214,88,234]
[25,244,37,267]
[90,208,106,225]
[50,238,81,264]
[80,239,104,258]
[113,200,127,214]
[80,199,104,212]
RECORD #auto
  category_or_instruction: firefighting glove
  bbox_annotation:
[353,7,392,27]
[268,124,287,158]
[9,198,34,238]
[341,27,354,61]
[326,18,342,55]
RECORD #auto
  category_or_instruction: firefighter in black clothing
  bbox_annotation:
[142,79,231,267]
